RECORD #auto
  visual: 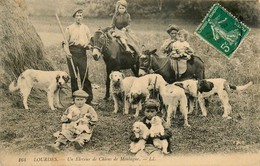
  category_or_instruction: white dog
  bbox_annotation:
[109,71,136,114]
[129,122,150,153]
[174,78,253,118]
[147,80,189,127]
[129,74,167,117]
[9,69,70,110]
[150,116,169,154]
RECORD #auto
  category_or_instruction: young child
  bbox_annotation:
[111,0,140,54]
[130,99,172,156]
[160,24,179,55]
[169,29,194,59]
[46,90,98,151]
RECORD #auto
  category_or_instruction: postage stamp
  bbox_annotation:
[195,3,250,58]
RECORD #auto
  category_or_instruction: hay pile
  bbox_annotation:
[0,0,53,89]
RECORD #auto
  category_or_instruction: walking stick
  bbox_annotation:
[55,14,82,89]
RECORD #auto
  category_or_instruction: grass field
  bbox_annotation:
[0,16,259,157]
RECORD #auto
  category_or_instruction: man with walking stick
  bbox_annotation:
[60,8,93,104]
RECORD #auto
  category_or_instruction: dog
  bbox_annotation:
[129,122,150,153]
[129,74,167,117]
[174,78,253,118]
[150,116,169,154]
[9,69,70,110]
[74,114,91,135]
[109,71,136,114]
[147,80,190,127]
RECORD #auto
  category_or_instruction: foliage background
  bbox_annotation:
[26,0,260,25]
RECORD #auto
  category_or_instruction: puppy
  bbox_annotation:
[150,116,169,154]
[174,78,253,118]
[9,69,70,110]
[74,114,91,135]
[109,71,136,114]
[130,122,150,153]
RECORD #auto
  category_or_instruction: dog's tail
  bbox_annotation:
[229,81,253,91]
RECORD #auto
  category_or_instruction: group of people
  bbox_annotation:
[47,0,195,156]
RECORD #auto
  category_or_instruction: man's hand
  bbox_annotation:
[66,53,72,59]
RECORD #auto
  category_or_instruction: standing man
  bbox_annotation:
[63,8,93,104]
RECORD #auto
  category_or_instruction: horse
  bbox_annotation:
[139,49,205,84]
[90,27,140,100]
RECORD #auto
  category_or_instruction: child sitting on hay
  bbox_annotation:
[169,30,194,59]
[46,90,98,151]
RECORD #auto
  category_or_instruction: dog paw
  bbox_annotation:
[223,115,232,120]
[163,151,169,155]
[113,110,118,114]
[51,108,57,111]
[56,105,64,109]
[184,124,191,128]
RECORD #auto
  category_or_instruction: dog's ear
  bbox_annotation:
[121,72,125,79]
[198,79,214,92]
[150,49,157,55]
[62,75,70,83]
[109,72,113,80]
[175,82,184,89]
[56,75,61,82]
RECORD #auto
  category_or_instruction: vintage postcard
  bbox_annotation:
[0,0,259,166]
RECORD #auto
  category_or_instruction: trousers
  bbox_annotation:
[67,45,93,103]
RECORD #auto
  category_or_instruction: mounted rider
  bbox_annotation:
[161,25,194,80]
[110,0,141,56]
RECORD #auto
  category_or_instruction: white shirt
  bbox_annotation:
[171,41,190,52]
[65,23,91,47]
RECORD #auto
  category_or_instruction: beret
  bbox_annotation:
[117,0,127,7]
[72,8,83,17]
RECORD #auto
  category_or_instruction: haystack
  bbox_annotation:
[0,0,53,90]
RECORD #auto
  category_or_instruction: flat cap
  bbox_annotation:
[73,89,89,98]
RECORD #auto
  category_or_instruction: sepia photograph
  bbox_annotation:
[0,0,259,165]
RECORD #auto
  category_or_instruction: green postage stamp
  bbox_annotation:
[195,3,250,58]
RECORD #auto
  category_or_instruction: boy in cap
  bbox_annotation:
[160,24,179,55]
[47,90,98,151]
[130,99,172,156]
[63,8,93,104]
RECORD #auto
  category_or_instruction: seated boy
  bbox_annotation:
[130,99,172,156]
[46,89,98,151]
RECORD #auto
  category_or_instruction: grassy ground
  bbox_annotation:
[0,16,259,156]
